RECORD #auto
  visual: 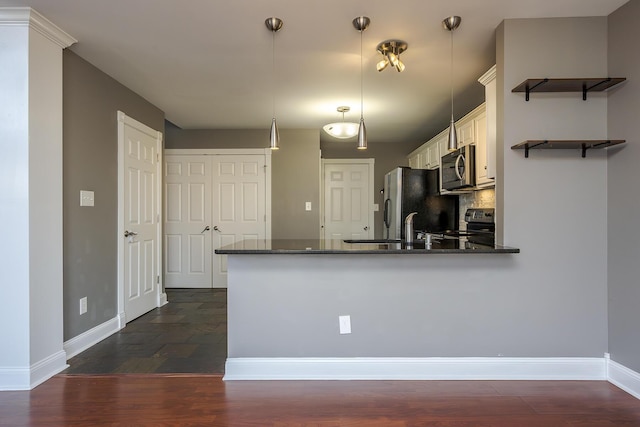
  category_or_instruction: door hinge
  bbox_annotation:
[156,275,160,284]
[157,153,160,162]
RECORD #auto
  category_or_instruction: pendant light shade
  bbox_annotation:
[357,117,367,150]
[443,16,461,152]
[269,117,280,150]
[353,16,370,150]
[266,17,283,150]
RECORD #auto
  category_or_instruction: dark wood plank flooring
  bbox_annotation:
[62,289,227,374]
[2,376,640,426]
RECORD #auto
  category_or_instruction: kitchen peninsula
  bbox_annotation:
[218,239,520,380]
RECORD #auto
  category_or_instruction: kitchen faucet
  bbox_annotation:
[405,212,418,244]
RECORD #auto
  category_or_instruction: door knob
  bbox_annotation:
[124,230,138,237]
[213,226,221,232]
[201,226,211,233]
[364,226,369,231]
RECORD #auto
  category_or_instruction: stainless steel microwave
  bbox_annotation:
[441,145,475,190]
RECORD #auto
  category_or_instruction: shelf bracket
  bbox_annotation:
[523,140,549,158]
[525,79,549,101]
[581,143,587,158]
[583,78,612,101]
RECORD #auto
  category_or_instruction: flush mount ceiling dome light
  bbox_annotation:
[323,106,359,139]
[376,40,408,72]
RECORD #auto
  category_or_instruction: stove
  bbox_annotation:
[463,208,495,246]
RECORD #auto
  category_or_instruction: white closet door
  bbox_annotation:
[164,156,212,288]
[211,155,266,288]
[323,161,373,244]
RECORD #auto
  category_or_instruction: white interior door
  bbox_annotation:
[118,112,163,323]
[323,160,374,243]
[164,155,212,288]
[212,155,266,288]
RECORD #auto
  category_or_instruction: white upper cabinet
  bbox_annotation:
[478,65,497,182]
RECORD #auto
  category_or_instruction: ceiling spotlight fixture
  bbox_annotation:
[353,16,370,150]
[376,40,408,73]
[323,106,359,139]
[443,15,462,152]
[265,17,283,150]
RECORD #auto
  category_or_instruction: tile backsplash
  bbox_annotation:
[458,188,495,230]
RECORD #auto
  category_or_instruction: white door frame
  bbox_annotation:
[117,111,166,328]
[165,148,272,241]
[320,158,375,238]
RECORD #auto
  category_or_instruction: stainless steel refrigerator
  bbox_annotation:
[383,167,458,240]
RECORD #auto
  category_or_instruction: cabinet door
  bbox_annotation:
[473,110,493,187]
[457,119,475,147]
[408,151,420,169]
[425,140,440,169]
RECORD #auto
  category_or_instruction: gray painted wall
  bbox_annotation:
[165,127,321,239]
[63,50,165,340]
[608,0,640,372]
[498,17,609,356]
[321,140,419,239]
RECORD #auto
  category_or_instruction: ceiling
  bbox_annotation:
[1,0,628,146]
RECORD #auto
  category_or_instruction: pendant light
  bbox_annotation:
[443,16,461,152]
[352,16,370,150]
[265,17,283,150]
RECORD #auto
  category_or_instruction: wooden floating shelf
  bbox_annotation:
[512,78,626,101]
[511,140,626,158]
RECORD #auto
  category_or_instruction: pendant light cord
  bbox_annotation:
[450,28,454,119]
[272,29,276,119]
[360,28,364,120]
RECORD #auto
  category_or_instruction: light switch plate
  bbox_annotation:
[305,202,312,211]
[80,190,94,207]
[373,203,379,212]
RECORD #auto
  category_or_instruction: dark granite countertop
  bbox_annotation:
[215,238,519,255]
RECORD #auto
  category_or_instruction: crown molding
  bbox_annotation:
[0,7,76,48]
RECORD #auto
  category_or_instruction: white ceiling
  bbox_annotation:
[1,0,628,145]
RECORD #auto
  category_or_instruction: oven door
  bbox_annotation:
[441,145,475,190]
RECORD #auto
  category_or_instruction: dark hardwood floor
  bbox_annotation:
[6,289,637,425]
[2,376,640,426]
[63,289,227,374]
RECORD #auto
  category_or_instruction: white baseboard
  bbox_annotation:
[224,357,606,381]
[0,350,68,391]
[158,291,168,307]
[30,350,68,389]
[606,354,640,400]
[63,316,122,359]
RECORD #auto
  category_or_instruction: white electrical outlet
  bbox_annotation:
[305,202,312,211]
[79,297,87,315]
[339,315,351,334]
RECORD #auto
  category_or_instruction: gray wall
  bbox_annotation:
[321,140,420,239]
[63,50,165,340]
[498,17,609,356]
[608,0,640,372]
[165,127,321,239]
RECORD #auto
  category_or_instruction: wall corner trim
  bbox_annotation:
[607,356,640,400]
[63,316,121,360]
[0,7,77,48]
[0,350,67,391]
[223,357,606,381]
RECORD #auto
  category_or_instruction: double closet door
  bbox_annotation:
[164,152,269,288]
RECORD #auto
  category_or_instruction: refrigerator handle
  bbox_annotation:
[383,198,391,228]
